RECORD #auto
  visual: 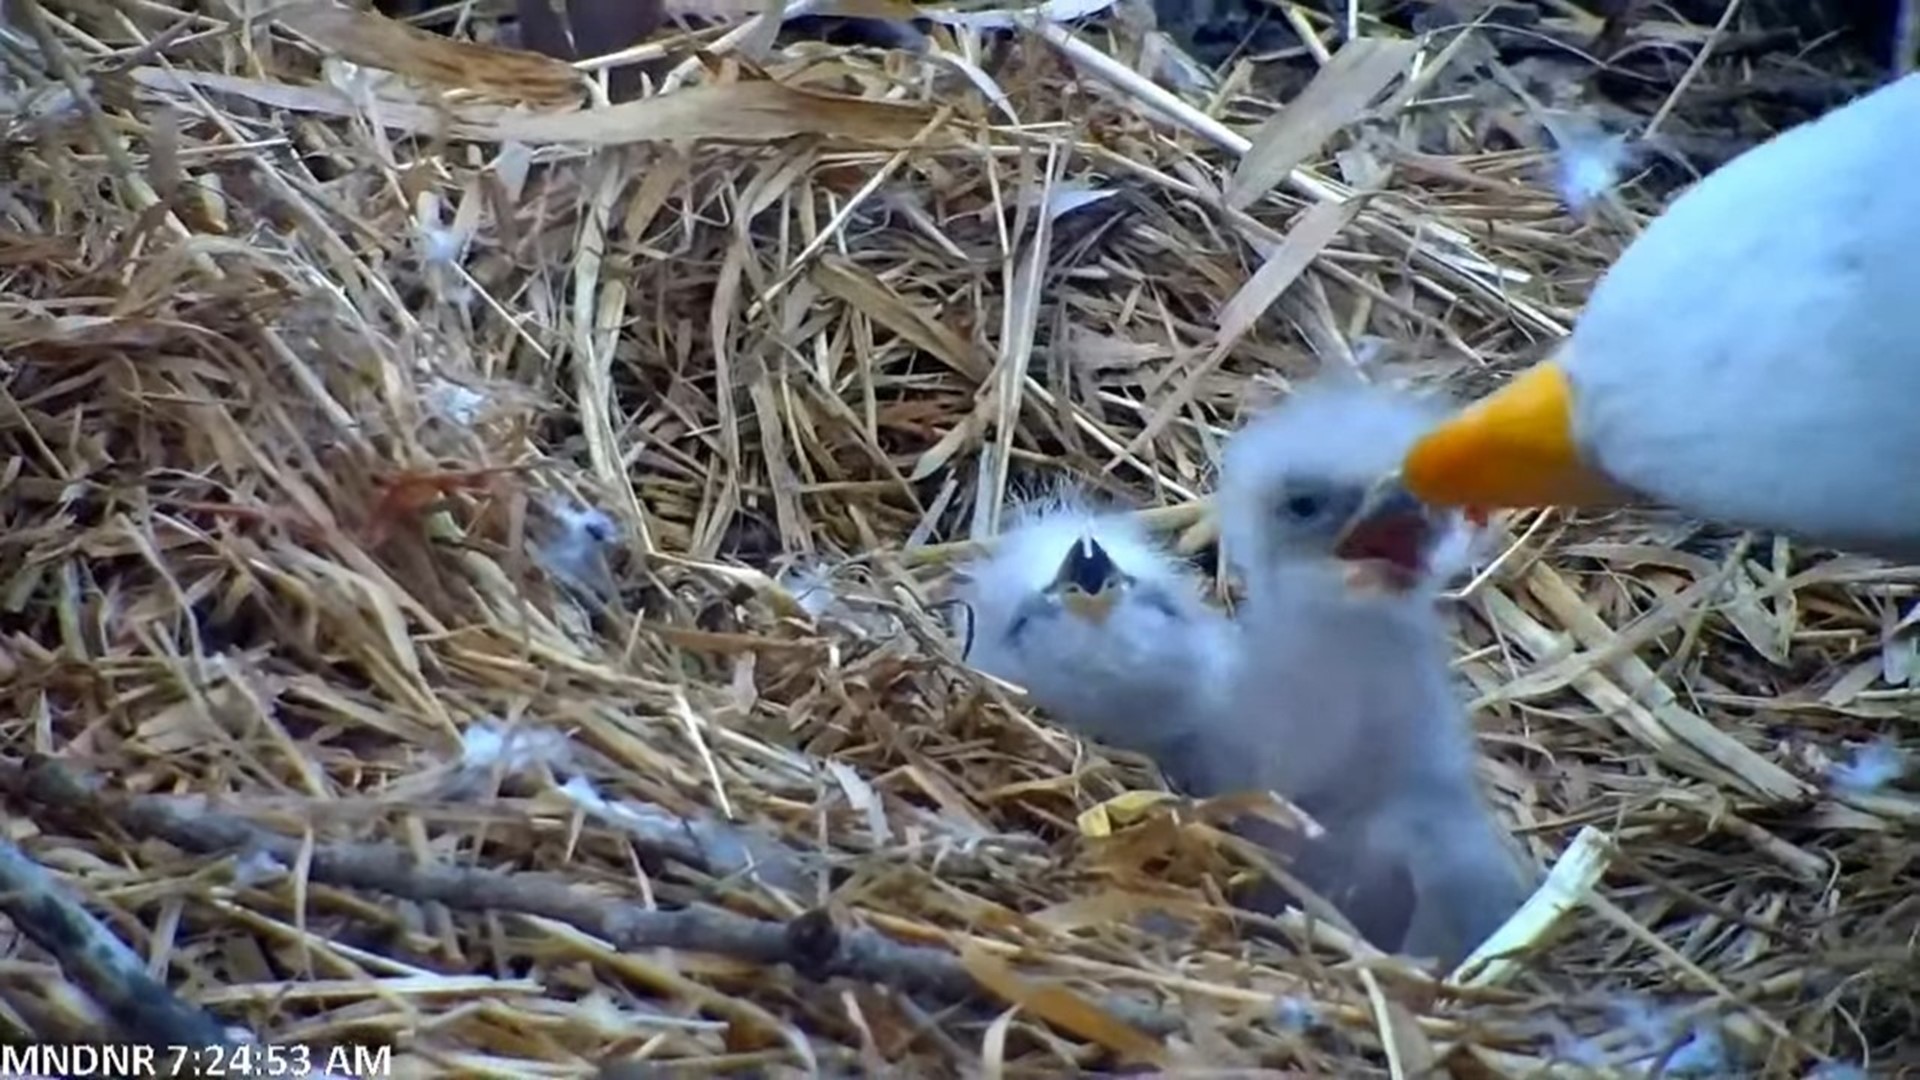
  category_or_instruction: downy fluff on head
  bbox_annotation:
[1219,376,1476,604]
[952,490,1239,762]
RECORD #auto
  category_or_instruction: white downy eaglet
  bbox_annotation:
[954,495,1239,769]
[1212,378,1531,967]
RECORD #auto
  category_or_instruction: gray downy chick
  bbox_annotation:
[954,495,1240,770]
[1207,378,1532,968]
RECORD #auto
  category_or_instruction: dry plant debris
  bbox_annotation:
[0,0,1914,1075]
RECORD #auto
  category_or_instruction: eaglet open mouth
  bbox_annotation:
[1332,479,1438,592]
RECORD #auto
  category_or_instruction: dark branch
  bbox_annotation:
[4,755,1183,1037]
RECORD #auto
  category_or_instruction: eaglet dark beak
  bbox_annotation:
[1048,535,1124,624]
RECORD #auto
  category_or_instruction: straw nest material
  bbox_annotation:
[0,0,1913,1075]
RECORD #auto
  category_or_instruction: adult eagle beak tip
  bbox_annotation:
[1404,359,1627,509]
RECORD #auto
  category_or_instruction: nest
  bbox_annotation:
[0,0,1913,1075]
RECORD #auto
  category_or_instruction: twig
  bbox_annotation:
[1643,0,1744,138]
[6,756,1187,1037]
[0,835,236,1050]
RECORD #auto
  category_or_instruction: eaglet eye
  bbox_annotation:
[1281,492,1328,521]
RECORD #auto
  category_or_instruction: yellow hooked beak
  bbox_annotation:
[1401,356,1633,511]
